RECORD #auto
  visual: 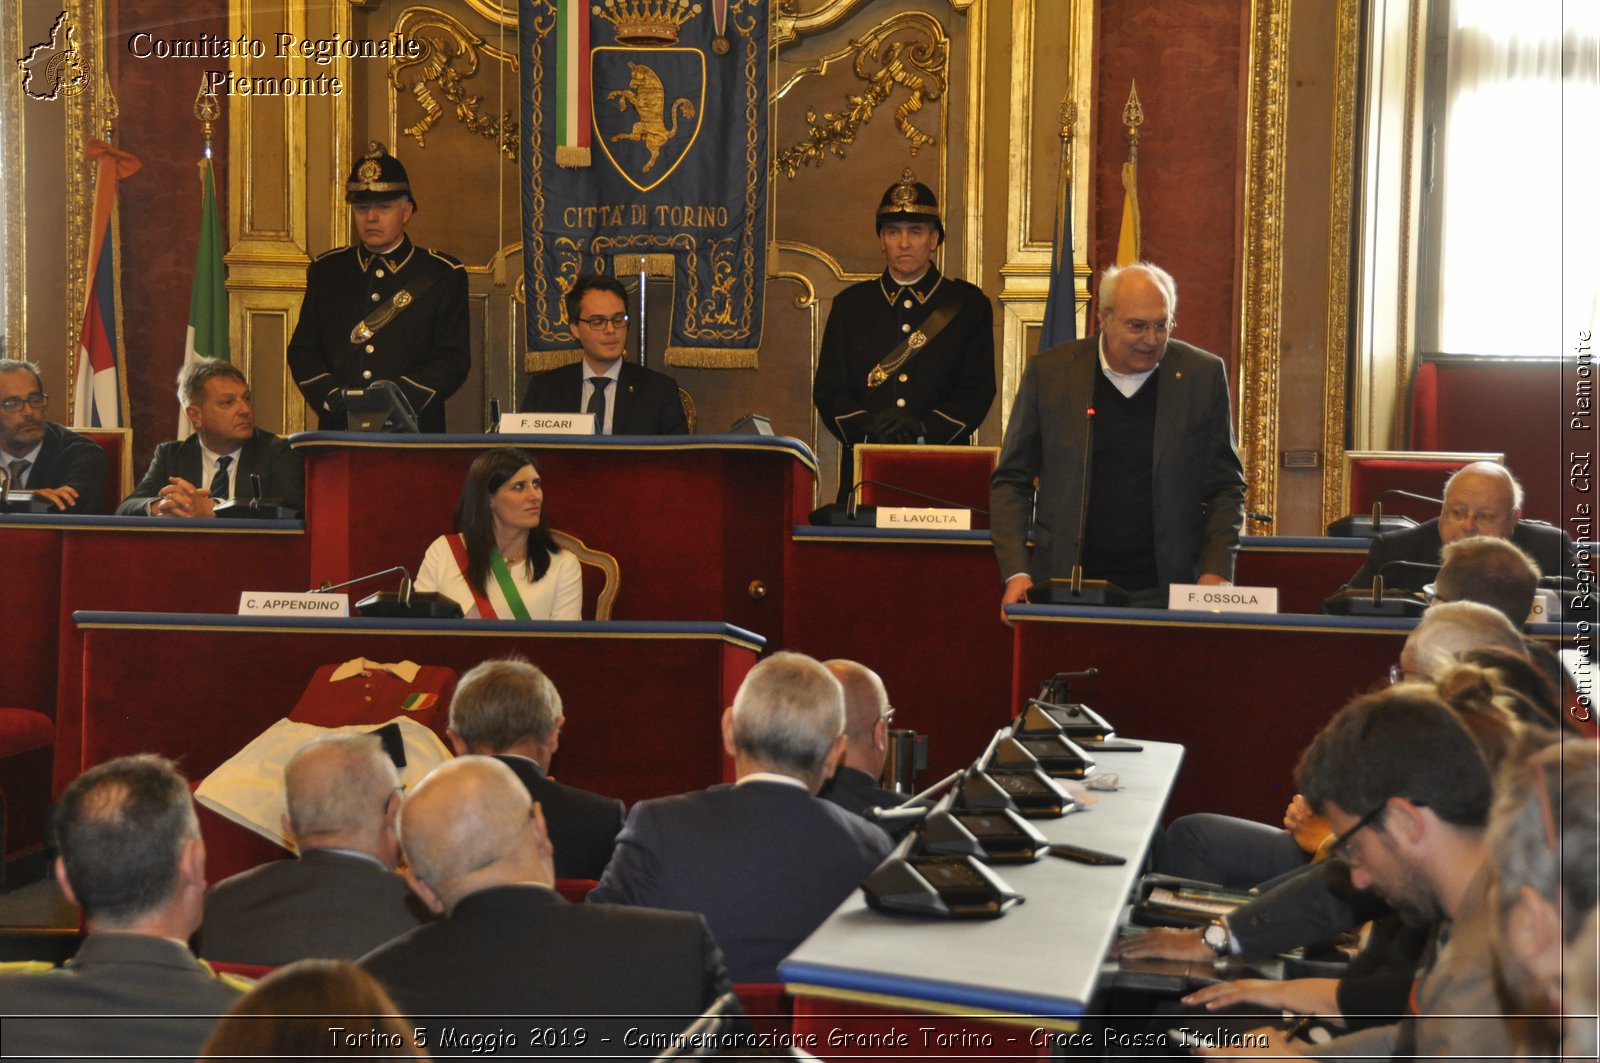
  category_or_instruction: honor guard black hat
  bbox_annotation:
[345,141,416,209]
[875,168,943,240]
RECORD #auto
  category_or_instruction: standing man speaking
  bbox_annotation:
[813,169,996,501]
[991,262,1246,609]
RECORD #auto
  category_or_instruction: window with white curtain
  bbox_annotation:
[1424,1,1597,356]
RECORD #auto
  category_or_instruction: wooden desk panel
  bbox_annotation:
[293,433,816,639]
[784,528,1015,783]
[73,614,760,808]
[1010,606,1414,825]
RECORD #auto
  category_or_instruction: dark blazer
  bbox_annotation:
[588,780,893,983]
[13,421,107,513]
[287,237,470,432]
[1344,516,1578,590]
[116,428,304,515]
[520,360,689,435]
[199,848,430,965]
[990,336,1247,589]
[494,754,625,880]
[0,933,246,1058]
[360,884,730,1033]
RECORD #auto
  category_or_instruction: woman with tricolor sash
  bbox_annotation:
[416,447,582,620]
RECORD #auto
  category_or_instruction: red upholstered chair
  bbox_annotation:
[1343,450,1503,523]
[733,982,793,1039]
[551,530,621,620]
[853,444,999,526]
[77,427,133,514]
[0,707,55,881]
[554,877,598,903]
[205,959,276,981]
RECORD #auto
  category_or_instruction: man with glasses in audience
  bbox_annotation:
[991,261,1246,610]
[520,273,688,434]
[1343,461,1577,592]
[0,355,106,512]
[1195,686,1515,1059]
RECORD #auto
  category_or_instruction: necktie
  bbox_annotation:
[210,455,233,500]
[8,459,29,488]
[587,378,612,434]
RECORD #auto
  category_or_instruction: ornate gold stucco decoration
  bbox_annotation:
[774,11,948,179]
[391,8,520,161]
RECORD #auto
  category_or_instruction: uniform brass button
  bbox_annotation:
[375,269,385,279]
[901,323,911,333]
[364,344,375,354]
[898,373,909,382]
[362,370,373,380]
[895,398,906,408]
[370,293,380,302]
[902,300,912,309]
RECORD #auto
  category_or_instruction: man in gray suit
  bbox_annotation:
[200,733,429,964]
[991,262,1246,609]
[0,755,247,1056]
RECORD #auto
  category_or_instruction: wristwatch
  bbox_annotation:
[1202,920,1231,957]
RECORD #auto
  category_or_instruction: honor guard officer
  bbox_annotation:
[813,169,996,502]
[288,142,469,432]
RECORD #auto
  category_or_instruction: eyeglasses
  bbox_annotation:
[577,314,629,331]
[1329,801,1390,864]
[882,706,897,725]
[1117,316,1172,337]
[1329,797,1427,865]
[0,392,47,413]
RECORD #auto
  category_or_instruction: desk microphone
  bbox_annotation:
[1320,560,1436,617]
[488,398,501,433]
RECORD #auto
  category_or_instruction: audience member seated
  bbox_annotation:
[1194,683,1517,1059]
[1401,600,1530,681]
[446,656,624,879]
[1487,740,1600,1060]
[415,447,582,619]
[0,353,107,512]
[360,757,731,1042]
[1121,665,1545,994]
[520,273,688,435]
[1433,535,1540,623]
[818,659,925,838]
[0,755,247,1056]
[200,734,430,965]
[117,358,304,517]
[590,651,893,983]
[199,959,426,1061]
[1344,462,1576,592]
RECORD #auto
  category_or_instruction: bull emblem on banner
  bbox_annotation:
[592,48,705,192]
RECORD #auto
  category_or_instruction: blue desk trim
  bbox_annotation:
[1239,535,1370,552]
[71,612,766,651]
[790,526,992,544]
[287,431,819,473]
[0,514,304,533]
[1005,603,1420,633]
[1004,604,1576,641]
[778,961,1084,1019]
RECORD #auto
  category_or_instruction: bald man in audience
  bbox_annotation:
[201,734,429,965]
[0,756,247,1057]
[1345,461,1576,591]
[818,660,922,835]
[447,657,624,880]
[360,757,730,1038]
[590,652,893,983]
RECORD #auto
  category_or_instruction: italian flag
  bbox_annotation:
[554,0,591,167]
[179,156,231,437]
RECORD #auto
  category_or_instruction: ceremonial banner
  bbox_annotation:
[521,0,768,368]
[72,139,140,429]
[179,156,230,438]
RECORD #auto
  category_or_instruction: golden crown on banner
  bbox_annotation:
[591,0,703,47]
